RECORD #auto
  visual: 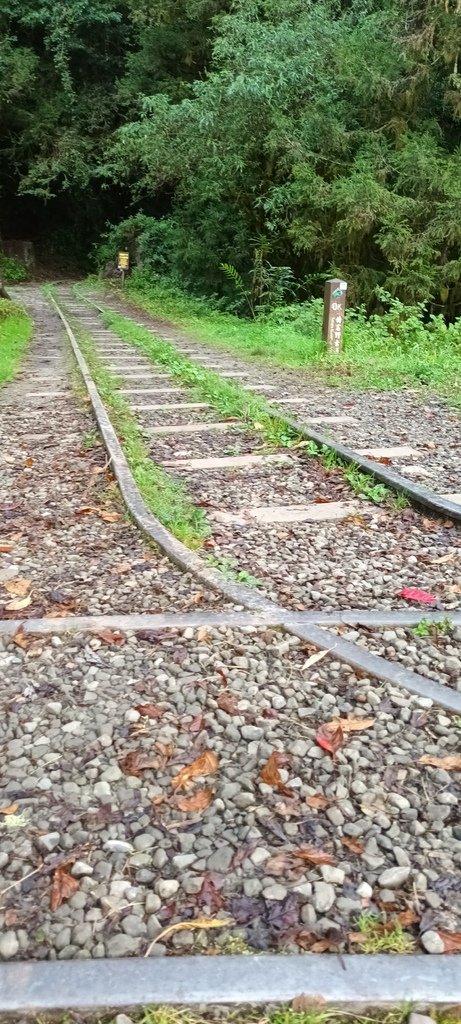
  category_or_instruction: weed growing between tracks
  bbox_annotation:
[0,298,32,385]
[48,1006,461,1024]
[54,303,210,548]
[93,305,407,510]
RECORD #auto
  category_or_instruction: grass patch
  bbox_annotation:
[53,298,209,549]
[94,306,302,450]
[41,1004,461,1024]
[354,913,415,955]
[0,298,32,385]
[413,617,453,638]
[85,273,461,399]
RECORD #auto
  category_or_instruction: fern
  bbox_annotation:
[219,262,255,317]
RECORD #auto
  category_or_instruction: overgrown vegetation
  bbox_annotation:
[50,1005,461,1024]
[3,1,461,318]
[0,298,32,384]
[0,254,27,282]
[57,305,210,549]
[92,274,461,399]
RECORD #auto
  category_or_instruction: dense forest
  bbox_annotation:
[1,0,461,312]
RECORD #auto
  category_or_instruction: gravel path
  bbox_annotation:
[1,626,460,961]
[0,288,230,617]
[342,623,461,692]
[89,290,461,498]
[60,292,461,616]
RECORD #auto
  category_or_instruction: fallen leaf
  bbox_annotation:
[198,871,225,913]
[118,749,160,776]
[398,587,437,605]
[5,593,32,611]
[259,751,293,798]
[341,837,365,855]
[135,703,164,720]
[13,625,31,649]
[155,741,175,759]
[429,553,456,565]
[92,628,125,645]
[175,788,213,813]
[172,749,219,791]
[292,994,326,1010]
[333,716,375,733]
[110,561,132,575]
[315,721,344,755]
[188,714,206,733]
[293,847,335,866]
[301,650,329,670]
[0,803,18,815]
[0,543,14,553]
[50,866,79,911]
[438,930,461,952]
[4,578,31,596]
[398,908,420,928]
[4,909,17,926]
[99,510,120,523]
[144,916,233,955]
[76,505,97,516]
[305,794,331,809]
[217,693,241,715]
[197,627,209,642]
[25,457,34,468]
[418,754,461,771]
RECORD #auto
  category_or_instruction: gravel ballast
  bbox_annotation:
[1,626,460,961]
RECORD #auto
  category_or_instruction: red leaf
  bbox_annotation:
[217,693,241,715]
[315,722,344,755]
[135,703,164,720]
[398,587,437,605]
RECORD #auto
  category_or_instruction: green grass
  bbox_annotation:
[43,1004,461,1024]
[84,272,461,399]
[413,617,453,638]
[354,913,415,955]
[52,298,210,549]
[0,298,32,385]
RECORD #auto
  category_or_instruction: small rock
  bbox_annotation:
[115,1015,135,1024]
[0,932,19,959]
[320,865,345,885]
[420,930,445,954]
[313,881,336,913]
[71,861,93,878]
[106,934,140,957]
[94,781,111,800]
[207,846,233,872]
[408,1014,437,1024]
[156,879,180,899]
[250,847,270,866]
[241,725,263,740]
[104,840,134,854]
[356,881,373,899]
[378,866,411,889]
[263,883,287,901]
[62,720,82,734]
[36,832,60,853]
[326,807,345,827]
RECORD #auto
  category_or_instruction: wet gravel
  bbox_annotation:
[1,626,460,961]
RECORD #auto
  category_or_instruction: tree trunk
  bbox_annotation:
[0,280,11,300]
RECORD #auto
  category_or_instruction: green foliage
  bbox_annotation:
[0,254,27,282]
[0,299,32,383]
[413,617,453,638]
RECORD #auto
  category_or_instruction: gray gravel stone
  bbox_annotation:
[156,879,180,899]
[0,932,19,959]
[420,930,445,954]
[378,866,411,888]
[106,933,141,957]
[263,883,287,901]
[207,846,233,872]
[313,881,335,913]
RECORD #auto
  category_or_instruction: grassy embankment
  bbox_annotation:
[89,272,461,401]
[0,298,32,385]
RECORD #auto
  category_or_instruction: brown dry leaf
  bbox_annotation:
[305,794,331,810]
[110,562,132,575]
[0,543,14,553]
[438,930,461,952]
[0,803,18,815]
[172,749,219,791]
[135,703,164,720]
[4,578,31,596]
[175,788,213,813]
[293,847,335,866]
[217,693,241,716]
[5,593,32,611]
[118,749,160,777]
[292,991,325,1007]
[13,625,31,649]
[155,741,175,758]
[197,627,209,642]
[76,505,98,516]
[144,916,234,956]
[4,909,17,927]
[315,721,344,755]
[92,628,125,645]
[418,754,461,771]
[259,750,293,798]
[332,716,375,733]
[25,457,34,468]
[398,908,419,928]
[99,510,120,523]
[341,836,365,856]
[301,650,329,670]
[50,866,80,912]
[265,852,302,876]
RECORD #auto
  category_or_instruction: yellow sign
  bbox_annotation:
[117,251,130,270]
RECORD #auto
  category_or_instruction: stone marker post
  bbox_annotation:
[322,278,347,354]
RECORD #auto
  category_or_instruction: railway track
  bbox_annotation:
[0,284,460,1013]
